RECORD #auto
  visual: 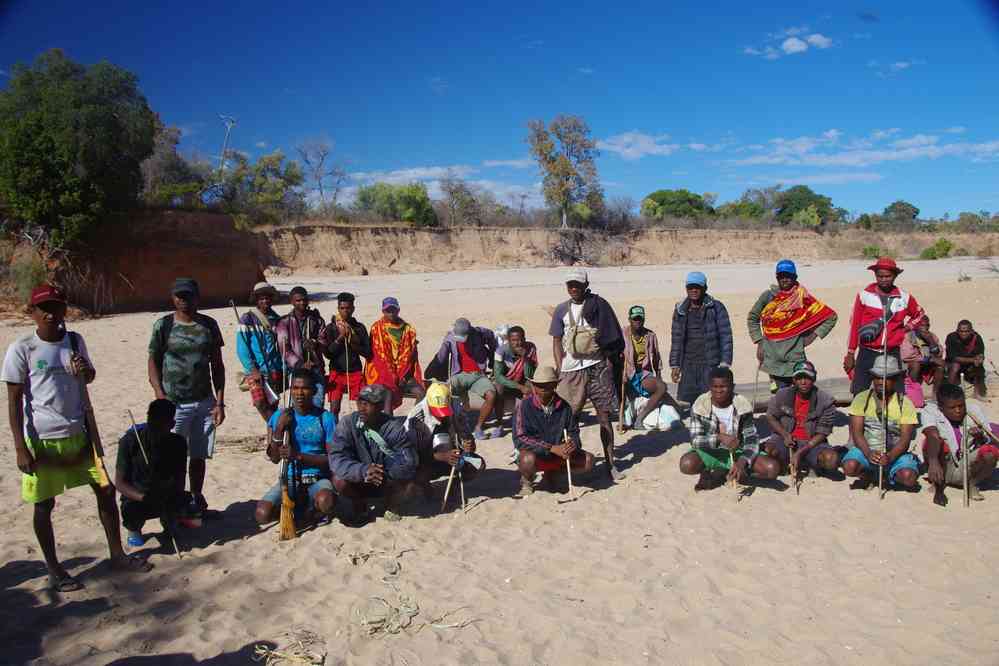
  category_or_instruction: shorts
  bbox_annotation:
[692,446,752,472]
[327,369,364,403]
[261,478,334,505]
[533,450,586,472]
[174,397,216,460]
[557,359,618,414]
[764,435,838,468]
[628,370,654,399]
[449,372,495,400]
[21,432,106,504]
[842,447,920,484]
[942,446,999,485]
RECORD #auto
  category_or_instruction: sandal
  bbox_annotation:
[48,572,84,592]
[110,554,154,573]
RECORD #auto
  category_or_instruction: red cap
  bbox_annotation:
[29,284,66,306]
[867,257,903,274]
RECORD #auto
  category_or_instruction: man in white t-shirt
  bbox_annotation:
[3,284,151,592]
[548,269,625,480]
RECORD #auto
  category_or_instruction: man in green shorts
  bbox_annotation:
[148,277,226,514]
[678,366,780,490]
[434,318,500,440]
[4,284,150,591]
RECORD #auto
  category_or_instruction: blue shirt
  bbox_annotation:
[268,408,336,481]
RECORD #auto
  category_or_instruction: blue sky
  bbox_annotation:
[2,1,998,218]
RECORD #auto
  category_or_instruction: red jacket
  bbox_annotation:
[847,283,925,353]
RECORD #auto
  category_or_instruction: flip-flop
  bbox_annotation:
[111,554,154,573]
[48,572,84,593]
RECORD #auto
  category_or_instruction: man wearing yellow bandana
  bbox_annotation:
[747,259,838,392]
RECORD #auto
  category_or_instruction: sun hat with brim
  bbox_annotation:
[252,281,278,297]
[426,381,453,418]
[867,257,903,274]
[30,284,66,306]
[530,366,559,384]
[792,360,817,379]
[869,354,904,378]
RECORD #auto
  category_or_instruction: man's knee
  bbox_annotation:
[254,501,275,525]
[574,451,595,474]
[843,459,864,477]
[518,451,537,476]
[894,468,917,487]
[314,490,335,514]
[754,456,781,479]
[817,449,840,470]
[679,451,702,475]
[34,497,55,516]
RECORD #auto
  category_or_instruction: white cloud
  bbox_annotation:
[871,128,901,141]
[752,172,884,186]
[577,67,594,75]
[868,59,924,77]
[743,47,761,56]
[255,141,268,149]
[806,33,833,49]
[598,131,680,160]
[0,68,8,77]
[350,165,477,184]
[822,129,842,141]
[781,37,809,54]
[769,25,809,39]
[853,32,872,39]
[429,76,448,94]
[482,158,534,169]
[943,126,967,134]
[892,134,938,148]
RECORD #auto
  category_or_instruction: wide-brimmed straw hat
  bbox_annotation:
[531,366,559,384]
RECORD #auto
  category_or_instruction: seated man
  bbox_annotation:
[900,315,944,390]
[513,366,594,496]
[763,361,839,477]
[621,305,672,431]
[255,369,336,525]
[405,381,484,496]
[844,355,920,491]
[492,325,537,428]
[115,399,197,548]
[946,319,987,398]
[679,367,780,491]
[329,384,422,523]
[922,383,999,506]
[435,318,500,440]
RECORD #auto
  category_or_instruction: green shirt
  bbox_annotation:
[149,315,224,403]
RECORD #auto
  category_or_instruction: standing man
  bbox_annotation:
[843,355,920,491]
[5,284,150,591]
[319,292,371,418]
[492,325,538,429]
[549,268,624,480]
[945,319,987,398]
[148,277,225,515]
[621,305,670,430]
[365,297,424,412]
[844,257,925,395]
[763,361,840,477]
[236,281,282,421]
[276,286,328,409]
[435,318,500,440]
[669,272,733,405]
[747,259,837,392]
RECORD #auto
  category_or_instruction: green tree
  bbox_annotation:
[775,185,833,225]
[141,120,210,207]
[640,189,713,220]
[716,199,766,219]
[219,149,305,227]
[527,114,602,229]
[354,182,438,227]
[0,49,157,246]
[791,204,821,227]
[883,200,919,224]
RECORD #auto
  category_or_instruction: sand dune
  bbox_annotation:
[2,257,998,665]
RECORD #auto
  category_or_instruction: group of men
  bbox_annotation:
[4,255,994,591]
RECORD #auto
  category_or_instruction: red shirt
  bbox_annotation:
[791,394,810,440]
[456,342,480,373]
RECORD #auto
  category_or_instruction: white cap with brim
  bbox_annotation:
[870,354,904,378]
[565,268,588,284]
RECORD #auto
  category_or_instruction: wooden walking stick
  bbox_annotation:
[278,343,297,541]
[618,360,628,433]
[557,427,580,504]
[127,410,182,559]
[962,418,970,509]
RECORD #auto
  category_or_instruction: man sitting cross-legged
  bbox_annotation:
[763,361,840,478]
[621,305,672,431]
[513,366,595,497]
[921,383,999,506]
[843,355,920,491]
[679,367,780,491]
[116,399,199,548]
[329,384,422,524]
[255,369,336,526]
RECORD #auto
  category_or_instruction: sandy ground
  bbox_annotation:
[3,257,999,665]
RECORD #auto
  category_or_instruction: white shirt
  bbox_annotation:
[560,302,602,373]
[2,332,92,440]
[711,404,736,435]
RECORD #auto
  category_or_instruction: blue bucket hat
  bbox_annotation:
[776,259,797,277]
[685,271,707,288]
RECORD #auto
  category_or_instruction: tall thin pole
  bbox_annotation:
[217,115,237,182]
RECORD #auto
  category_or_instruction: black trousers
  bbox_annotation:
[121,492,191,531]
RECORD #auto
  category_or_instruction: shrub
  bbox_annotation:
[11,254,48,301]
[861,245,882,260]
[953,246,970,257]
[919,238,954,260]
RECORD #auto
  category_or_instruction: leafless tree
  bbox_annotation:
[296,138,347,209]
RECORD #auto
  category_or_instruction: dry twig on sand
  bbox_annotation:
[253,628,326,665]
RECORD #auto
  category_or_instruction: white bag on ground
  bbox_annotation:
[623,396,680,430]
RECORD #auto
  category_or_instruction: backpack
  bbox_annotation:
[565,300,600,356]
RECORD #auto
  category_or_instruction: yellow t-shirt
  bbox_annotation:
[848,389,918,451]
[632,334,647,368]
